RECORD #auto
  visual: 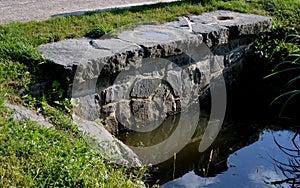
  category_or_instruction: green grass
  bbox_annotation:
[0,107,145,187]
[0,0,299,64]
[264,35,300,117]
[0,0,300,187]
[0,59,145,187]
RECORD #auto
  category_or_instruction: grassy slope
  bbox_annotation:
[0,111,144,187]
[0,60,146,187]
[0,0,299,187]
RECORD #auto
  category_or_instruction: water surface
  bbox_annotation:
[121,118,299,187]
[161,129,297,188]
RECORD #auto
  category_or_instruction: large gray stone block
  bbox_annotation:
[189,10,272,46]
[37,10,272,143]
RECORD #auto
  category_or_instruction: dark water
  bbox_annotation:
[120,115,299,188]
[161,129,298,188]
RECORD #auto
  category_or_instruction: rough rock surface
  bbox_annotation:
[39,11,271,123]
[73,115,142,166]
[38,11,272,165]
[6,103,54,129]
[189,10,272,47]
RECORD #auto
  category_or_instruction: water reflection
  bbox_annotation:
[120,113,300,187]
[270,132,300,187]
[148,120,264,186]
[160,128,299,188]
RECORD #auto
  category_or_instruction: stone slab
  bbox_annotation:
[6,103,54,129]
[73,115,142,167]
[117,24,199,57]
[189,10,272,46]
[165,11,272,47]
[37,11,272,162]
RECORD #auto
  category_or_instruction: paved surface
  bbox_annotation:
[0,0,180,24]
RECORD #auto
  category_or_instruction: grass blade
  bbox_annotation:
[287,75,300,87]
[270,90,300,117]
[264,67,300,79]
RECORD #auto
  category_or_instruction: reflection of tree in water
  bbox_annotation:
[148,120,263,185]
[271,132,300,187]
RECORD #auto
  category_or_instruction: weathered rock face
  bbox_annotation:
[6,103,54,129]
[188,11,272,47]
[39,11,271,128]
[38,11,271,165]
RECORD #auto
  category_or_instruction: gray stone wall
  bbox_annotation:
[38,11,272,134]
